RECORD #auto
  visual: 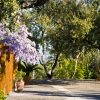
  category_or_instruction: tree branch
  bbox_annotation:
[17,0,50,9]
[51,53,60,73]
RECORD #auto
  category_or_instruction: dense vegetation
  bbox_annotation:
[1,0,100,79]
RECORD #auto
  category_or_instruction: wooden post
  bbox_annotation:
[0,44,3,48]
[13,61,18,79]
[0,47,6,95]
[0,45,9,95]
[0,44,17,95]
[5,51,10,94]
[12,61,18,91]
[9,54,14,92]
[0,56,1,89]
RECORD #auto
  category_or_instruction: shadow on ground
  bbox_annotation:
[22,90,100,100]
[29,79,96,85]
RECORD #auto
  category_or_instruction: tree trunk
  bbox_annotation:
[50,53,60,79]
[72,53,80,79]
[32,70,35,79]
[40,53,60,79]
[46,53,60,79]
[86,63,89,79]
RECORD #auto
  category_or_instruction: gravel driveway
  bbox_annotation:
[7,79,100,100]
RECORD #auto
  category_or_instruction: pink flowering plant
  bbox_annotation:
[0,23,41,64]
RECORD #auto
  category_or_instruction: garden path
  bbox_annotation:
[7,79,100,100]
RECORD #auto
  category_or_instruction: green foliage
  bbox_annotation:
[15,70,26,82]
[0,0,20,29]
[75,63,86,79]
[88,50,100,77]
[18,60,43,77]
[0,90,9,100]
[88,71,97,79]
[90,11,100,49]
[54,58,87,79]
[33,0,96,58]
[54,59,74,79]
[8,0,100,79]
[34,65,47,79]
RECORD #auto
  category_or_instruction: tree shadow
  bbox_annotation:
[21,90,100,100]
[29,79,97,85]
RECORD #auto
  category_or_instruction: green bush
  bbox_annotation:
[0,90,9,100]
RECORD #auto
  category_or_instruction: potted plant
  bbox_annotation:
[14,70,26,92]
[18,59,42,85]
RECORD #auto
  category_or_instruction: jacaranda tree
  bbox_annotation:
[0,23,42,64]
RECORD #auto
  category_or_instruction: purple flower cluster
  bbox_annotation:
[0,23,41,64]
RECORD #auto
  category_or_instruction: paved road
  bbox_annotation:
[7,79,100,100]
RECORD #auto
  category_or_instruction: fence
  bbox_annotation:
[0,43,18,95]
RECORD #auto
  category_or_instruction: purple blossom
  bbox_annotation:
[0,23,42,64]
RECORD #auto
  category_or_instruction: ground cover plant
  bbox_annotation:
[0,90,9,100]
